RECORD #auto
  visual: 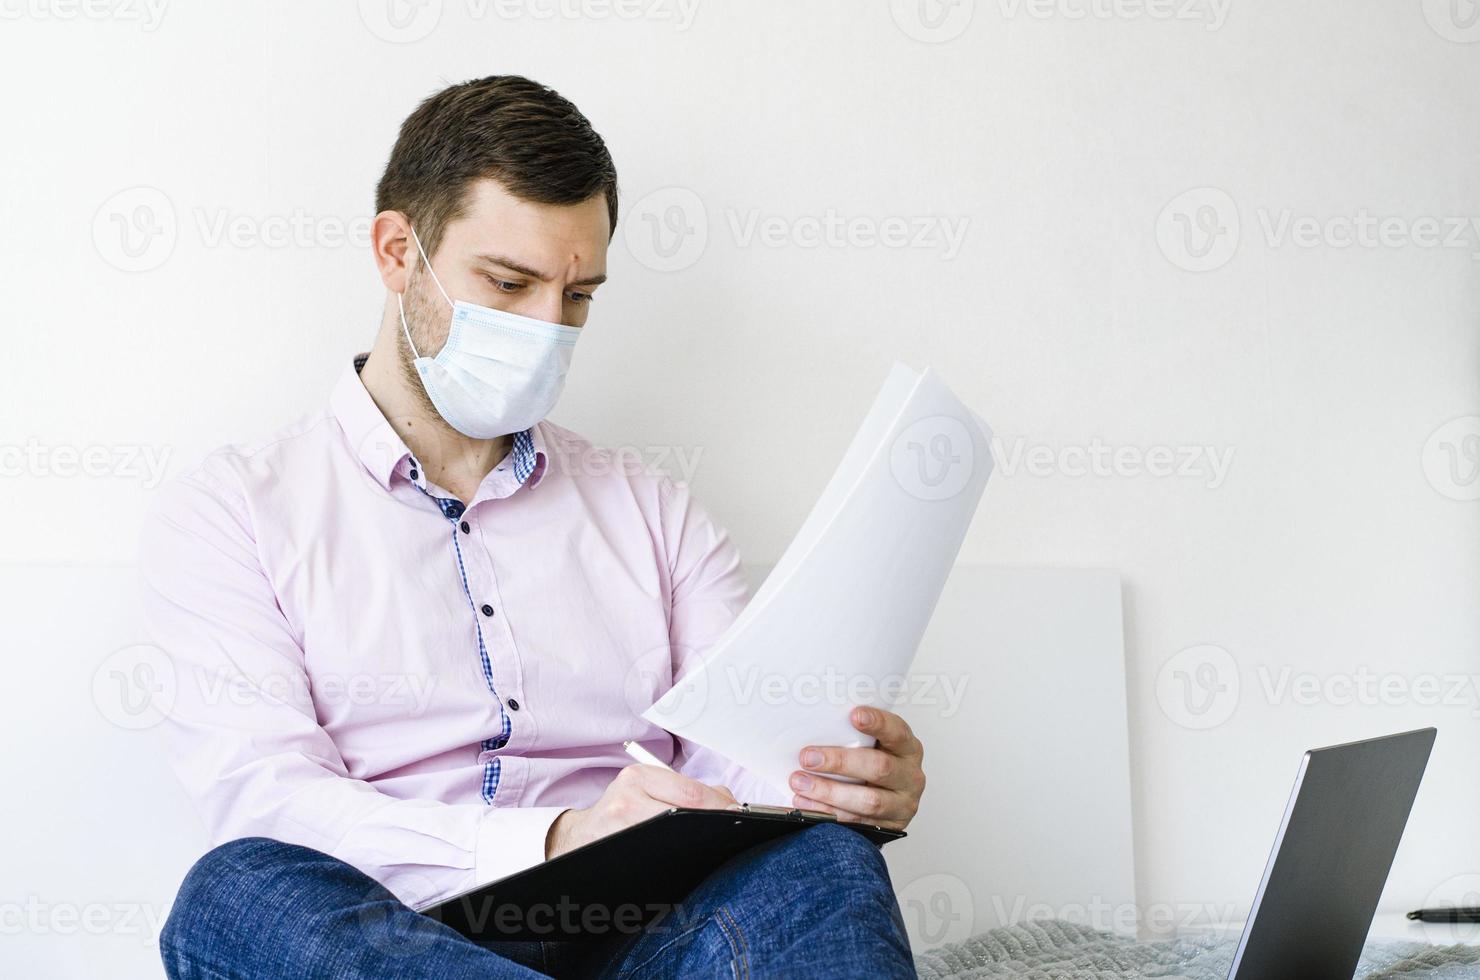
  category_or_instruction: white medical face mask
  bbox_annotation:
[397,226,581,440]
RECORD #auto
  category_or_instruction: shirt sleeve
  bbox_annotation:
[138,460,563,910]
[655,476,793,806]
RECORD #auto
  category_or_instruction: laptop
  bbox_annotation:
[1227,727,1437,980]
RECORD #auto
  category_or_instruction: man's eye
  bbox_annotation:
[567,290,594,304]
[484,275,521,293]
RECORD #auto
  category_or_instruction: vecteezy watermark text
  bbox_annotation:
[0,439,171,488]
[1157,187,1480,272]
[1157,643,1480,730]
[357,0,699,43]
[723,665,970,718]
[623,188,972,271]
[724,209,970,260]
[93,186,385,272]
[0,0,168,30]
[995,0,1230,31]
[992,436,1235,489]
[0,897,169,943]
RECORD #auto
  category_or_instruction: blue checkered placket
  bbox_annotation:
[407,428,537,804]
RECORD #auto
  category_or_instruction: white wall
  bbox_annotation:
[3,0,1478,959]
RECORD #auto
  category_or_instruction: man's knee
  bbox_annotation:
[162,837,363,954]
[696,822,911,972]
[762,822,896,897]
[161,838,439,979]
[804,822,890,872]
[185,836,304,880]
[172,838,311,906]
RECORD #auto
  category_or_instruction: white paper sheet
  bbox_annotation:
[643,363,994,796]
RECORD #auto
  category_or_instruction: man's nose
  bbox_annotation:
[529,289,567,326]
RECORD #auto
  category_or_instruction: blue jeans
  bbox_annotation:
[160,822,915,978]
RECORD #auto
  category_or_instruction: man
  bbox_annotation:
[144,74,924,978]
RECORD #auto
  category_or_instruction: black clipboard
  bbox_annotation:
[418,805,905,941]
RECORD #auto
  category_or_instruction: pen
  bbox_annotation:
[1407,907,1480,923]
[623,740,676,772]
[619,742,839,820]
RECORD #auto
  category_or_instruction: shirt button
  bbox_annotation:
[507,698,520,711]
[409,468,419,480]
[460,521,471,534]
[480,603,495,617]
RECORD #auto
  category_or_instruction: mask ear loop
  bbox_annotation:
[397,225,454,361]
[397,292,421,360]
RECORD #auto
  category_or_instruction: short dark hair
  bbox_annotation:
[376,75,618,256]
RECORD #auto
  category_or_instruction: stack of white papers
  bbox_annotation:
[644,363,994,795]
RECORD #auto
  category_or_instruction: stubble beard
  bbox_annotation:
[397,268,447,426]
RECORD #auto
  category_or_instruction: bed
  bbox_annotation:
[914,920,1480,979]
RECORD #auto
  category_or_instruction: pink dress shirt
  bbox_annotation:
[139,357,786,909]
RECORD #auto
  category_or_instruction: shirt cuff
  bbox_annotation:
[473,806,567,887]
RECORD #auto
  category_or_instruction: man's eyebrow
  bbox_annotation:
[475,254,607,287]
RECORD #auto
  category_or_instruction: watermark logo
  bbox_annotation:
[465,0,700,28]
[193,208,374,249]
[995,0,1231,31]
[726,209,970,259]
[421,893,693,939]
[1416,874,1480,942]
[1257,208,1480,257]
[983,894,1243,934]
[625,645,710,730]
[722,666,971,718]
[625,187,708,272]
[1156,643,1239,730]
[1158,652,1480,728]
[191,667,440,715]
[1422,416,1480,501]
[358,0,443,42]
[633,656,969,725]
[898,873,975,949]
[1159,188,1480,269]
[92,644,176,730]
[359,870,444,955]
[0,897,169,942]
[546,442,705,485]
[625,189,969,268]
[91,187,400,270]
[93,186,176,273]
[890,0,974,42]
[0,0,169,30]
[990,436,1234,489]
[1157,187,1240,272]
[0,439,172,488]
[1255,665,1480,715]
[891,415,978,500]
[1422,0,1480,43]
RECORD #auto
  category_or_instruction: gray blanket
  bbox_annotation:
[914,919,1480,979]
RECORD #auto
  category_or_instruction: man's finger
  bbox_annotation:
[627,764,734,809]
[788,770,914,825]
[850,706,921,759]
[622,794,680,827]
[798,745,908,788]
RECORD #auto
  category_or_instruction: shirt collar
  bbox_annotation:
[331,354,548,492]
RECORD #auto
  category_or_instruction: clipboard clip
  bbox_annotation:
[726,803,838,822]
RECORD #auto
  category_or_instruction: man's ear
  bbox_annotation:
[371,211,415,294]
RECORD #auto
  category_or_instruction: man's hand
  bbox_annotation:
[788,707,926,831]
[545,764,736,859]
